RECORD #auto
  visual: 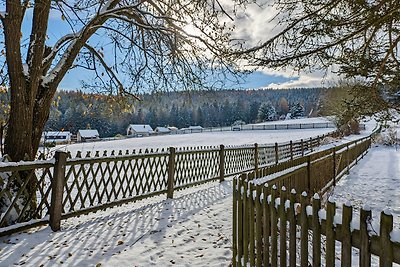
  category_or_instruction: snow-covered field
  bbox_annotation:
[49,128,334,156]
[2,120,399,266]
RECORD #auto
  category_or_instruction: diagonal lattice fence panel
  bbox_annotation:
[174,148,220,188]
[224,146,255,176]
[62,152,169,214]
[0,158,53,227]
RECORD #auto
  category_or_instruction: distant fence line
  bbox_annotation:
[180,122,339,134]
[73,121,342,144]
[0,132,337,236]
[232,136,400,266]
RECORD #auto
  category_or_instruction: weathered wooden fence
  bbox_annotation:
[0,133,334,236]
[232,136,400,266]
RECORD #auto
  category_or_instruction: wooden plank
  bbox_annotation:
[312,194,321,266]
[167,147,176,199]
[254,143,259,176]
[249,183,255,266]
[263,185,271,267]
[243,178,249,265]
[255,185,262,267]
[279,187,287,267]
[379,210,393,267]
[270,186,278,267]
[49,151,68,231]
[326,199,336,267]
[306,156,311,193]
[219,144,225,182]
[238,176,244,266]
[300,192,309,267]
[359,207,371,267]
[341,203,353,267]
[233,177,238,267]
[0,161,54,173]
[288,189,297,267]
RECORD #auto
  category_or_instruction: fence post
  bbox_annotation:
[167,147,176,199]
[310,137,314,152]
[219,144,225,182]
[254,143,259,175]
[301,139,304,156]
[290,140,293,160]
[346,144,350,174]
[307,155,311,192]
[332,148,336,187]
[49,150,68,232]
[274,142,279,164]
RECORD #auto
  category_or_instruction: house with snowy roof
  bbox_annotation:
[155,127,171,135]
[41,131,72,144]
[77,129,100,142]
[126,124,154,137]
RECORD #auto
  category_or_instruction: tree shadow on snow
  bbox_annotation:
[0,180,233,266]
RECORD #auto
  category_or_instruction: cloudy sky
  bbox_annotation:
[229,1,336,89]
[13,1,334,91]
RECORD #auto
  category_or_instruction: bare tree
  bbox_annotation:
[0,0,249,223]
[0,0,248,162]
[239,0,400,110]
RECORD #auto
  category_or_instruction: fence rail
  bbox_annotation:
[232,136,400,266]
[0,132,336,236]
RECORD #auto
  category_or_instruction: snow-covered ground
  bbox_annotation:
[48,128,334,156]
[0,181,233,267]
[330,144,400,227]
[3,119,399,266]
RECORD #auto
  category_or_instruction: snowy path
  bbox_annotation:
[0,181,234,267]
[330,145,400,226]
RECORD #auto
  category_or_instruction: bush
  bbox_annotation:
[375,126,398,146]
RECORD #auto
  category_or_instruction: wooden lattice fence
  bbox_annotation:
[232,136,400,266]
[0,132,334,236]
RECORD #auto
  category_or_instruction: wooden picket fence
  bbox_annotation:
[0,132,335,236]
[232,136,400,266]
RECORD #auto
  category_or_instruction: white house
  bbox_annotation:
[77,129,100,142]
[126,124,154,137]
[41,131,72,144]
[155,127,171,135]
[181,125,203,134]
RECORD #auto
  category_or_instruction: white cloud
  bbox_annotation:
[227,2,340,88]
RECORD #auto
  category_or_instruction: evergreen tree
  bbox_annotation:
[289,103,305,118]
[257,102,277,122]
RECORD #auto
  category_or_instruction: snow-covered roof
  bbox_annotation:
[78,129,99,138]
[155,127,170,133]
[128,124,154,133]
[168,126,178,131]
[42,131,71,137]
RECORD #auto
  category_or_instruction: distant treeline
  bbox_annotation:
[45,88,326,137]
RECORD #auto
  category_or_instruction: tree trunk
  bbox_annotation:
[1,82,55,225]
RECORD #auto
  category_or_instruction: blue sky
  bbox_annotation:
[12,3,312,92]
